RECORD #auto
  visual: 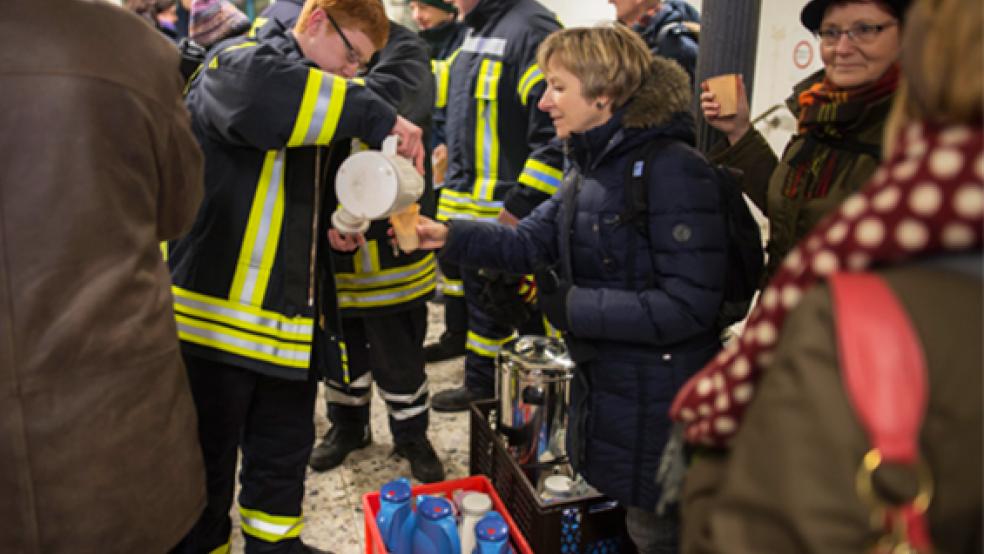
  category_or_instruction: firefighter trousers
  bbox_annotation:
[174,353,318,554]
[326,305,429,444]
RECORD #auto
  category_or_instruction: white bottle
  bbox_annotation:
[458,492,492,554]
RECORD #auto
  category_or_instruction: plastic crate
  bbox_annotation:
[362,474,533,554]
[470,400,636,554]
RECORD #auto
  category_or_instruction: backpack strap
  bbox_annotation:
[622,138,671,290]
[829,272,933,553]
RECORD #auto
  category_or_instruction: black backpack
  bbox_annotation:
[623,139,764,330]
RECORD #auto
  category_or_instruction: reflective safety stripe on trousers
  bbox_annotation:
[379,379,431,421]
[335,250,437,309]
[473,59,503,204]
[327,373,373,406]
[439,273,464,297]
[466,330,516,358]
[239,507,304,543]
[173,286,313,369]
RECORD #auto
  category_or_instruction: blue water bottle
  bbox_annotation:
[412,496,461,554]
[474,511,512,554]
[376,478,413,553]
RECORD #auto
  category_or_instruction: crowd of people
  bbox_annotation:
[0,0,979,553]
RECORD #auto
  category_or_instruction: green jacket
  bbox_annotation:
[710,70,892,279]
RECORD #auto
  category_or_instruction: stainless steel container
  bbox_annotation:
[496,335,575,467]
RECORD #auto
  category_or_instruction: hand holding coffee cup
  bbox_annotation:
[389,203,420,253]
[700,73,751,145]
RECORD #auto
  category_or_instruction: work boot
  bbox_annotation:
[431,386,488,413]
[424,331,467,362]
[393,437,445,483]
[308,424,371,472]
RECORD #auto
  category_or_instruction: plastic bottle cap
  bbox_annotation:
[475,512,509,541]
[460,492,493,516]
[543,475,573,496]
[380,479,411,503]
[418,496,453,521]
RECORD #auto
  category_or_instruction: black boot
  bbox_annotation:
[431,386,489,413]
[393,437,445,483]
[423,331,467,362]
[308,424,371,472]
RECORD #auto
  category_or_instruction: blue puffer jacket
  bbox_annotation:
[441,57,727,510]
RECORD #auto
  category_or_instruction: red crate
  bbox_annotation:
[362,475,533,554]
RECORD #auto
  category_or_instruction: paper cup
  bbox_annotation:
[706,74,739,117]
[389,203,420,253]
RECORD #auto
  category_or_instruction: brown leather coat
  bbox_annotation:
[683,260,983,553]
[0,2,206,551]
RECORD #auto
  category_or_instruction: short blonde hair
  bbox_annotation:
[536,24,653,109]
[295,0,389,51]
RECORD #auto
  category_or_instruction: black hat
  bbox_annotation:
[412,0,457,14]
[800,0,912,32]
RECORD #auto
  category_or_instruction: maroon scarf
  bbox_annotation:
[671,122,984,446]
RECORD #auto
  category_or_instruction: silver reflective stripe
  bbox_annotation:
[336,256,433,287]
[461,36,507,56]
[238,149,285,304]
[477,99,495,199]
[304,77,337,144]
[240,515,298,538]
[378,379,429,405]
[388,400,430,421]
[337,277,434,305]
[327,386,371,406]
[177,320,310,364]
[174,293,311,337]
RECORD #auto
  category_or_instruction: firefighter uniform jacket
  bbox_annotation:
[437,0,563,222]
[328,23,439,317]
[170,19,398,381]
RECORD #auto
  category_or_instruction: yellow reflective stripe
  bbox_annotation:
[208,542,231,554]
[247,17,267,38]
[543,315,563,338]
[437,190,502,221]
[473,60,502,202]
[176,315,311,369]
[160,242,168,262]
[239,508,304,543]
[337,253,435,288]
[351,77,366,86]
[517,63,544,106]
[287,69,347,147]
[340,339,351,384]
[433,59,450,109]
[173,287,312,341]
[229,149,286,306]
[439,274,464,297]
[337,266,437,308]
[466,330,516,358]
[517,158,563,195]
[352,240,381,274]
[207,41,258,72]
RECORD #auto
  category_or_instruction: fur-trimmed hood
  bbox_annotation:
[623,54,692,129]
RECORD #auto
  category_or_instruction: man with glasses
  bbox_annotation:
[262,0,447,484]
[170,0,423,552]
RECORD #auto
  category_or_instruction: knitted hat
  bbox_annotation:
[413,0,457,14]
[190,0,250,47]
[800,0,912,32]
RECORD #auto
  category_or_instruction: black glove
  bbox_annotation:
[534,264,572,333]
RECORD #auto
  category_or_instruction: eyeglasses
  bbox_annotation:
[817,21,897,46]
[325,12,368,71]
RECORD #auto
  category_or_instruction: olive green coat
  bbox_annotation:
[710,70,892,279]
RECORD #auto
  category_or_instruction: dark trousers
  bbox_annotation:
[327,305,429,443]
[439,259,468,335]
[173,354,318,554]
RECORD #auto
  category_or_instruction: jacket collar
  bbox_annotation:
[464,0,520,31]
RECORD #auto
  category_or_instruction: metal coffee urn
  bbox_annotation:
[496,336,576,468]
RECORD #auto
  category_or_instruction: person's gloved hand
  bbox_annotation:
[534,264,572,333]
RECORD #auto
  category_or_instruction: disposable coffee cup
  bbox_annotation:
[389,203,420,253]
[706,73,739,117]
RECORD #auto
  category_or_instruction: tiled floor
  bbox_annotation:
[229,300,470,553]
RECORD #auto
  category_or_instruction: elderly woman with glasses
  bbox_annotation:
[701,0,910,281]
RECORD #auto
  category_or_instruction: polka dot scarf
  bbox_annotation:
[670,122,984,447]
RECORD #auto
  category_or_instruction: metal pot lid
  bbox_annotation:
[500,335,575,374]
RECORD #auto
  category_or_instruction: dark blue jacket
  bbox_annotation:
[441,57,726,509]
[635,3,699,83]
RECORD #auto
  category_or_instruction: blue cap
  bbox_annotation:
[418,496,454,521]
[475,512,509,542]
[380,478,412,504]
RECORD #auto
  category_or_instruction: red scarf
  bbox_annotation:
[670,122,984,446]
[797,64,901,134]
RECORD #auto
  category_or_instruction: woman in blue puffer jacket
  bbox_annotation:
[411,24,727,552]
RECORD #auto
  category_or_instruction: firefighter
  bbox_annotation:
[260,0,446,484]
[430,0,564,412]
[168,0,423,552]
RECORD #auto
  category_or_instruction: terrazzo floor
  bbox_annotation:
[228,300,470,554]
